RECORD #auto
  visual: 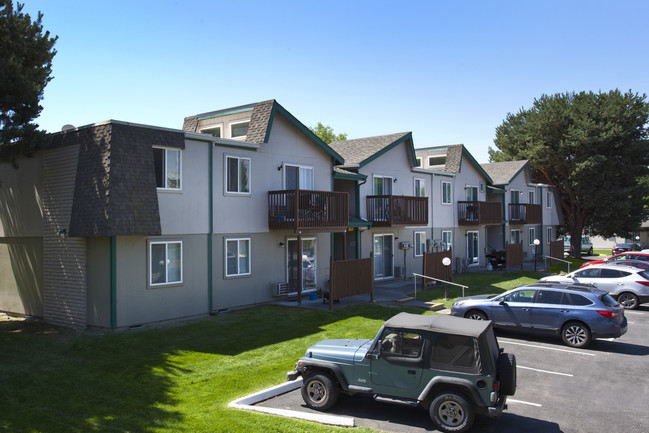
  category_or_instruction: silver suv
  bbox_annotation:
[287,313,517,433]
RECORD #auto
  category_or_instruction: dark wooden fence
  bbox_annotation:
[328,253,374,310]
[549,240,564,263]
[505,242,523,271]
[422,249,453,290]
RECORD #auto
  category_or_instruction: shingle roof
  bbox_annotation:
[245,99,275,144]
[444,144,464,173]
[329,132,412,166]
[481,160,529,185]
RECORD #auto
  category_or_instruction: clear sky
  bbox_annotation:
[20,0,649,163]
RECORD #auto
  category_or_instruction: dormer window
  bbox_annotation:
[153,147,181,190]
[200,125,222,138]
[230,121,250,139]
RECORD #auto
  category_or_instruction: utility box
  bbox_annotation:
[399,241,412,250]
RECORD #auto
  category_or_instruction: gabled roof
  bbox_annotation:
[481,160,530,186]
[329,132,415,167]
[183,100,345,164]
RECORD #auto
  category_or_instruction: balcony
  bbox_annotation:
[366,195,428,227]
[458,201,502,226]
[509,203,542,225]
[268,190,349,232]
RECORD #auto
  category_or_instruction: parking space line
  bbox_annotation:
[507,398,542,407]
[499,339,596,356]
[518,365,573,377]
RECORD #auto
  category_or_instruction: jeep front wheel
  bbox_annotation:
[429,392,475,433]
[301,372,339,411]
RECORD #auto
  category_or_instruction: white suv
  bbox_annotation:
[540,264,649,309]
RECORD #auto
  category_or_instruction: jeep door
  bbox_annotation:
[490,289,536,328]
[370,330,424,396]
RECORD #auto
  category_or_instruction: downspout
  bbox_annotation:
[110,236,117,329]
[539,186,544,257]
[208,142,214,313]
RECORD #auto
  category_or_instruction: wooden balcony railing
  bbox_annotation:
[458,201,502,225]
[366,195,428,227]
[268,190,349,232]
[509,203,542,224]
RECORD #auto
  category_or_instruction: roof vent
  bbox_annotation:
[61,124,76,132]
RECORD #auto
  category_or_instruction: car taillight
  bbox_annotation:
[598,310,618,319]
[635,281,649,287]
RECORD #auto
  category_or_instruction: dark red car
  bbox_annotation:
[581,252,649,268]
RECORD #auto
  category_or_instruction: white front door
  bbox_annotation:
[374,234,394,279]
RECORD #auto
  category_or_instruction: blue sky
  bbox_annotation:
[21,0,649,163]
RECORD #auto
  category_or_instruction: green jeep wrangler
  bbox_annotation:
[287,313,516,433]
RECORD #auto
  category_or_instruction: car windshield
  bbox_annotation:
[600,294,619,307]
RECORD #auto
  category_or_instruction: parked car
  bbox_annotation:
[612,243,641,255]
[580,252,649,268]
[451,282,627,347]
[540,264,649,309]
[563,236,594,255]
[287,312,517,433]
[607,259,649,271]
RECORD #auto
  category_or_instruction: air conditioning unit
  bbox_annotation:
[272,282,289,297]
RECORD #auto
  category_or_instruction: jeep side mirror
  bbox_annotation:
[367,341,382,359]
[367,352,380,360]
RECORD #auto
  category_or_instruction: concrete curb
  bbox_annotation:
[227,378,355,427]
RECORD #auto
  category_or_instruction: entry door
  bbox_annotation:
[287,238,316,291]
[467,231,479,265]
[374,234,394,279]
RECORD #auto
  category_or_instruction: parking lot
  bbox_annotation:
[258,306,649,432]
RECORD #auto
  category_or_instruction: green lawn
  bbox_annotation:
[0,271,550,433]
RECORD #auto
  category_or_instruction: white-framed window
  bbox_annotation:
[414,231,426,256]
[528,190,535,204]
[442,181,452,205]
[414,178,425,197]
[284,164,314,190]
[442,230,452,251]
[226,238,250,277]
[200,124,222,138]
[373,175,393,195]
[153,147,181,190]
[416,157,422,167]
[225,155,251,194]
[528,227,536,246]
[149,240,183,286]
[230,120,250,139]
[546,190,552,208]
[466,185,478,201]
[511,229,522,244]
[547,227,553,244]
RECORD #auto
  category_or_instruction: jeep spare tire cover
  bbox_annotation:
[497,353,517,396]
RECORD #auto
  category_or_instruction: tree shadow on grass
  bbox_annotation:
[0,303,411,432]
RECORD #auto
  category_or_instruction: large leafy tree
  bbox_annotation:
[310,122,347,144]
[0,0,57,165]
[489,90,649,257]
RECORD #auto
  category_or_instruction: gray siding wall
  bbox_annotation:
[0,156,45,316]
[42,145,88,328]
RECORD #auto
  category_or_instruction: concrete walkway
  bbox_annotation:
[272,258,552,312]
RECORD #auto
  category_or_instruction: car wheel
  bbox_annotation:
[301,371,339,411]
[497,353,517,396]
[617,292,639,310]
[429,392,475,433]
[561,321,591,348]
[465,310,487,321]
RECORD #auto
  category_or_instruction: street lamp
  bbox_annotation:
[442,257,452,300]
[533,239,540,272]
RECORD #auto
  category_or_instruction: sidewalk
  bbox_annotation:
[272,259,551,312]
